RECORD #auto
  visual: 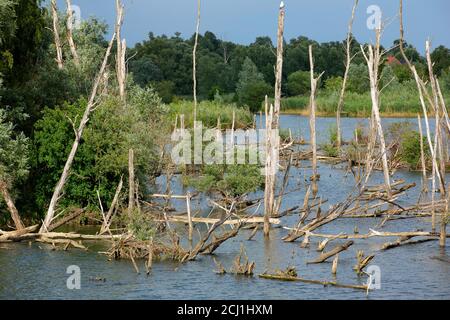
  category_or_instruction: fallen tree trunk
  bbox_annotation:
[307,241,354,264]
[0,225,39,241]
[0,181,25,230]
[48,208,84,232]
[258,273,368,291]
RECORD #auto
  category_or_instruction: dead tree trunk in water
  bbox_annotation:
[128,149,135,215]
[417,115,428,193]
[263,2,285,237]
[308,45,324,195]
[40,33,116,233]
[273,1,285,129]
[192,0,201,124]
[51,0,64,69]
[361,29,391,197]
[336,0,358,151]
[65,0,79,65]
[264,98,276,237]
[0,181,25,230]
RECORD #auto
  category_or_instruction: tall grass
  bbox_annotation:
[169,100,253,129]
[274,81,450,117]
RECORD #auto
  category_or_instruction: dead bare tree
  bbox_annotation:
[360,29,391,196]
[65,0,79,65]
[263,2,285,236]
[51,0,64,69]
[0,181,25,230]
[115,0,126,101]
[336,0,359,151]
[193,0,201,124]
[273,1,285,129]
[40,32,117,233]
[309,45,324,195]
[128,148,135,215]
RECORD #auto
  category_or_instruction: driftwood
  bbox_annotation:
[163,215,280,226]
[380,238,436,251]
[48,208,84,232]
[201,228,240,255]
[353,251,374,274]
[0,180,25,230]
[0,225,39,241]
[307,241,354,264]
[259,273,368,291]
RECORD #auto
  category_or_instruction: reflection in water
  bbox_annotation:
[0,115,449,300]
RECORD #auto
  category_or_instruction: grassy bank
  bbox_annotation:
[274,86,450,118]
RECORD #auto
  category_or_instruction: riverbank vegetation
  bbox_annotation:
[0,0,449,296]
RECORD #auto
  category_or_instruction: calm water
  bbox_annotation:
[1,115,449,300]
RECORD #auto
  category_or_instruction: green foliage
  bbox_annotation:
[287,70,310,96]
[189,163,264,198]
[380,65,399,89]
[320,125,338,157]
[151,80,175,104]
[324,76,343,93]
[431,45,450,76]
[236,57,272,112]
[347,63,369,94]
[32,86,168,213]
[126,210,157,241]
[387,122,429,169]
[0,109,28,184]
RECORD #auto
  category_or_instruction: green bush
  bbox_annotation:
[32,86,168,213]
[287,71,310,96]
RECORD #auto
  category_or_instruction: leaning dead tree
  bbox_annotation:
[115,0,126,101]
[336,0,358,151]
[263,1,285,236]
[192,0,201,124]
[360,28,391,196]
[51,0,64,69]
[399,0,447,239]
[0,181,25,230]
[40,32,117,233]
[65,0,79,65]
[308,44,324,194]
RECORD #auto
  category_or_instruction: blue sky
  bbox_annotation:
[56,0,450,52]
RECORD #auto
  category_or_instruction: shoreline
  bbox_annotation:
[279,109,425,119]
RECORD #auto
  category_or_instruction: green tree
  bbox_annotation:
[32,86,168,214]
[0,109,28,228]
[236,57,271,111]
[431,45,450,76]
[347,63,369,94]
[287,70,310,96]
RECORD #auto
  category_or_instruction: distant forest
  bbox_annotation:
[128,31,450,108]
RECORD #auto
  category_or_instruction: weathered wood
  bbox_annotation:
[100,177,123,235]
[128,148,135,215]
[48,208,84,232]
[51,0,63,69]
[0,225,39,241]
[192,0,201,122]
[115,0,126,101]
[361,30,391,196]
[258,273,368,291]
[336,0,359,150]
[65,0,79,65]
[307,241,354,264]
[164,215,280,226]
[0,181,25,230]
